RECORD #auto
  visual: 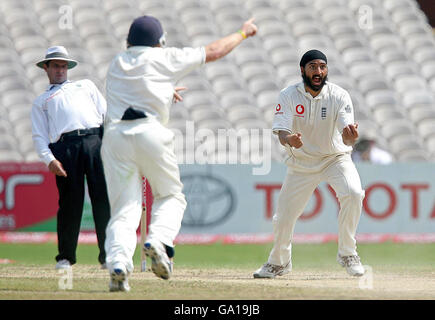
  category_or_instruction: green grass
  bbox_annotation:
[1,242,434,269]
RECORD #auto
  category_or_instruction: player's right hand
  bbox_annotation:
[241,18,258,38]
[173,86,187,103]
[48,159,67,177]
[289,133,303,149]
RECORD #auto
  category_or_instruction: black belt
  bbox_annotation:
[59,127,101,142]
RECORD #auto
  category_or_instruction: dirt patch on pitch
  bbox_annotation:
[169,267,435,300]
[0,265,434,299]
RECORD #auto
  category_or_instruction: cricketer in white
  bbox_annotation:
[103,46,205,277]
[254,50,366,279]
[102,15,257,291]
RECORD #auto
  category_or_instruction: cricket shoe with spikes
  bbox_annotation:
[109,263,130,292]
[144,239,173,280]
[253,262,292,279]
[337,254,365,277]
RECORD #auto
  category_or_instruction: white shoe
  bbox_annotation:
[253,262,291,279]
[109,263,130,292]
[144,239,172,280]
[55,259,71,270]
[337,254,365,277]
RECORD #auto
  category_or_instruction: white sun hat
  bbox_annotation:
[36,46,78,69]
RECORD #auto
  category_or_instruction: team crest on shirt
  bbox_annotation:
[345,105,352,113]
[321,106,326,119]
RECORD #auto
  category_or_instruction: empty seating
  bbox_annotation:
[397,149,430,162]
[394,75,428,92]
[402,90,435,109]
[426,136,435,155]
[410,106,435,124]
[421,62,435,81]
[0,0,434,162]
[378,49,410,65]
[389,133,425,155]
[413,47,435,65]
[358,75,389,95]
[417,119,435,140]
[182,91,218,110]
[189,102,220,117]
[227,105,261,123]
[381,119,415,140]
[385,61,419,80]
[373,108,405,123]
[0,150,23,162]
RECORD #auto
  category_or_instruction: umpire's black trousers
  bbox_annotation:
[49,128,110,265]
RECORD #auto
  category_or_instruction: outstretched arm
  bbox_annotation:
[205,18,257,63]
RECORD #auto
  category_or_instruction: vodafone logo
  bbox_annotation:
[295,104,305,117]
[296,104,304,114]
[275,104,283,115]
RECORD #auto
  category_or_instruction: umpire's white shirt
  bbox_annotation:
[31,80,107,165]
[105,46,206,125]
[272,81,354,173]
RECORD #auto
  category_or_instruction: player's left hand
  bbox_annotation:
[342,123,359,146]
[173,86,187,103]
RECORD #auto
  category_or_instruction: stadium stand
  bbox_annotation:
[0,0,434,162]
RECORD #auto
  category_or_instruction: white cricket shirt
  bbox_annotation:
[272,81,354,173]
[105,45,206,125]
[31,79,107,165]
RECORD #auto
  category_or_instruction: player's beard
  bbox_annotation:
[302,72,328,92]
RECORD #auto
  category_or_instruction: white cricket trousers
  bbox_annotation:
[268,154,365,266]
[101,117,186,273]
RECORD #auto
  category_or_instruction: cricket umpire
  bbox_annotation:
[102,15,257,292]
[31,46,111,270]
[254,50,366,279]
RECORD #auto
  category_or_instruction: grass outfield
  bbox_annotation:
[0,242,434,300]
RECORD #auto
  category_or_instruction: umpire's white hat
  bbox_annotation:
[36,46,78,69]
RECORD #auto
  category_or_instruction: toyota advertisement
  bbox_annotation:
[178,163,435,237]
[1,162,434,240]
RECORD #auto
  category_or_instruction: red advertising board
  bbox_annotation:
[0,162,154,232]
[0,162,58,230]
